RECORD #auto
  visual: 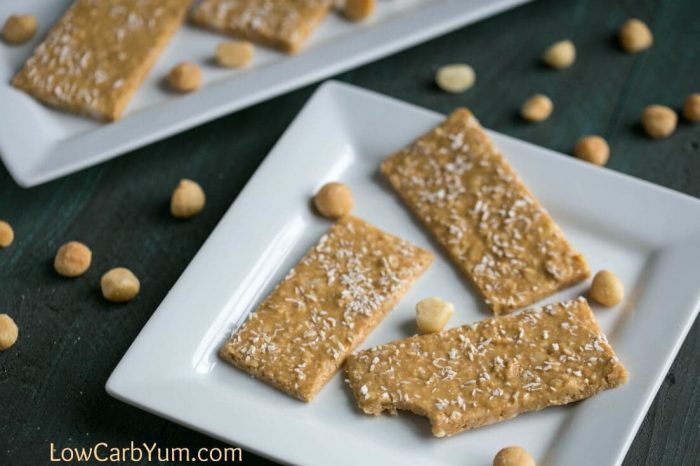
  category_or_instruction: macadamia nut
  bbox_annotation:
[314,182,353,219]
[171,179,206,219]
[641,105,677,139]
[683,93,700,122]
[435,64,476,94]
[589,270,624,307]
[215,41,254,68]
[2,14,37,44]
[101,268,140,303]
[168,62,202,93]
[493,446,536,466]
[415,297,454,334]
[0,314,19,351]
[343,0,375,21]
[619,18,653,53]
[0,220,14,248]
[573,135,610,166]
[542,40,576,69]
[521,94,553,122]
[54,241,92,277]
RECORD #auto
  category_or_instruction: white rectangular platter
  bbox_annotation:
[107,81,700,466]
[0,0,527,187]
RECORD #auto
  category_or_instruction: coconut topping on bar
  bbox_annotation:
[381,108,590,314]
[219,216,433,401]
[345,297,627,437]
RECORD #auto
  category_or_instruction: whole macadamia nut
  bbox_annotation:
[101,268,140,303]
[314,182,353,219]
[493,446,536,466]
[521,94,553,122]
[416,297,454,334]
[215,41,254,68]
[436,64,476,94]
[2,14,37,44]
[683,93,700,122]
[573,135,610,166]
[619,18,653,53]
[54,241,92,277]
[542,39,576,69]
[0,220,14,248]
[0,314,19,351]
[171,179,206,219]
[343,0,376,21]
[641,105,677,139]
[168,62,202,93]
[589,270,624,307]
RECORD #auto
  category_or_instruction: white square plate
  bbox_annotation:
[107,81,700,466]
[0,0,527,187]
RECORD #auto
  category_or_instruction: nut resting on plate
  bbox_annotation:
[2,14,37,44]
[54,241,92,277]
[0,314,19,351]
[0,220,14,248]
[101,268,140,303]
[416,297,454,334]
[542,39,576,69]
[168,62,202,93]
[493,446,536,466]
[171,179,206,219]
[573,135,610,166]
[215,41,254,68]
[435,64,476,94]
[521,94,553,122]
[683,93,700,122]
[641,105,677,139]
[341,0,376,21]
[619,18,653,53]
[314,182,354,219]
[589,270,624,307]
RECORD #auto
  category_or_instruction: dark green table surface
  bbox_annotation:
[1,0,698,464]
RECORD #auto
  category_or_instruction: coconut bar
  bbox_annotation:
[381,108,590,314]
[345,297,627,437]
[12,0,192,121]
[192,0,330,54]
[219,216,433,401]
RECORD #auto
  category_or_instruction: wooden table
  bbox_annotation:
[1,0,698,464]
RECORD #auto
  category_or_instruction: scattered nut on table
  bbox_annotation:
[415,297,454,334]
[493,446,536,466]
[168,62,202,93]
[573,135,610,166]
[619,18,653,53]
[435,64,476,94]
[2,14,37,44]
[542,39,576,69]
[0,314,19,351]
[215,41,254,68]
[342,0,376,21]
[101,268,140,303]
[0,220,14,248]
[54,241,92,277]
[641,105,677,139]
[589,270,624,307]
[520,94,553,122]
[314,182,354,219]
[683,93,700,122]
[171,179,206,219]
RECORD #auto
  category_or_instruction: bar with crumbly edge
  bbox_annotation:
[345,297,627,437]
[12,0,192,121]
[381,108,590,314]
[219,216,433,401]
[191,0,330,54]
